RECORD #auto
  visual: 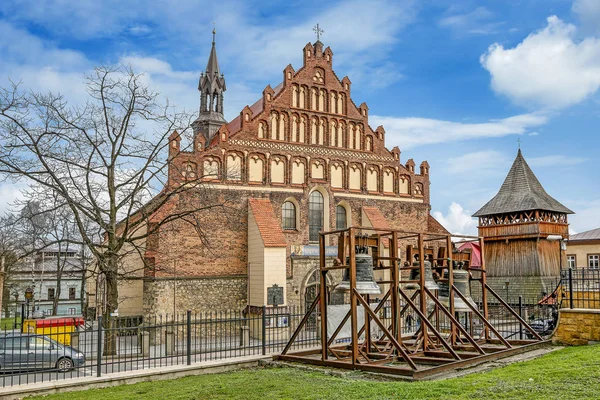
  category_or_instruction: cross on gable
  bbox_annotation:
[313,23,324,41]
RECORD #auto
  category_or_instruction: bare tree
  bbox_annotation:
[0,66,233,353]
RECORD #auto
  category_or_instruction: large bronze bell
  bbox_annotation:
[438,269,477,312]
[404,254,440,291]
[336,247,381,295]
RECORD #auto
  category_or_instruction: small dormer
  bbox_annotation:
[359,102,369,118]
[283,64,295,85]
[419,161,430,175]
[405,159,415,173]
[342,76,351,93]
[194,131,206,152]
[375,125,385,141]
[303,42,314,65]
[323,46,333,64]
[169,131,181,158]
[263,85,275,103]
[391,146,401,162]
[241,105,253,129]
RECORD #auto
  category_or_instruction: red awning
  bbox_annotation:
[33,317,85,328]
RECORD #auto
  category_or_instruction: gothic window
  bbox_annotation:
[248,156,264,183]
[226,154,242,180]
[311,160,324,179]
[311,118,318,144]
[414,182,423,196]
[292,85,298,108]
[349,165,361,191]
[348,124,355,149]
[367,167,378,192]
[292,115,298,142]
[299,117,306,143]
[309,191,324,242]
[311,88,317,111]
[319,119,325,145]
[271,157,285,184]
[318,89,325,111]
[282,201,296,230]
[203,159,220,179]
[299,86,306,108]
[337,122,344,148]
[355,126,362,150]
[383,169,394,193]
[330,163,343,188]
[278,114,285,141]
[336,205,347,230]
[366,135,373,151]
[270,112,278,140]
[292,159,306,184]
[313,69,325,84]
[258,121,266,139]
[182,162,197,180]
[337,93,344,114]
[330,92,336,113]
[329,121,336,147]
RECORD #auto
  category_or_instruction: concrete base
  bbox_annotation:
[553,308,600,345]
[0,355,270,400]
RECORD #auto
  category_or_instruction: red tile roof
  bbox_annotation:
[362,206,391,229]
[427,215,450,234]
[248,198,287,247]
[362,207,391,247]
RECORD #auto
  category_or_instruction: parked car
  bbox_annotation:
[0,333,85,372]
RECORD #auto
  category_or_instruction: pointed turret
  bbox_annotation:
[192,27,227,147]
[473,150,573,217]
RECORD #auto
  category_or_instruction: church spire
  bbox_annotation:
[193,26,227,146]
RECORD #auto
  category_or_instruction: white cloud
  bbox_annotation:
[444,151,510,175]
[432,202,478,236]
[565,198,600,234]
[439,6,502,35]
[528,131,539,136]
[527,155,587,168]
[481,16,600,110]
[572,0,600,35]
[370,112,548,149]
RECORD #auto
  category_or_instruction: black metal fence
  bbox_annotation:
[0,305,319,388]
[0,290,561,390]
[560,268,600,309]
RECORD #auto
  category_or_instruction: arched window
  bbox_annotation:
[309,191,324,242]
[336,205,347,230]
[282,201,296,230]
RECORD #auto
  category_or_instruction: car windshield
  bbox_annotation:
[29,336,52,350]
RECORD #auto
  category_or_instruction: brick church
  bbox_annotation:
[105,31,447,318]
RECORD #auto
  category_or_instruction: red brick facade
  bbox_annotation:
[133,40,440,315]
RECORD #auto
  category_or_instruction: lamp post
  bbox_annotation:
[24,287,34,319]
[13,293,18,329]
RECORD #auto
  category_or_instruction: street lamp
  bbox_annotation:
[24,287,34,319]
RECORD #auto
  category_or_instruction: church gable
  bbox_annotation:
[221,41,389,158]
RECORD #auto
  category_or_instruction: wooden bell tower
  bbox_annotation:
[472,150,573,299]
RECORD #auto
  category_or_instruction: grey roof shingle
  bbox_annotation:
[472,150,574,217]
[570,227,600,241]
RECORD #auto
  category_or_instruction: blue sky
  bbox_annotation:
[0,0,599,235]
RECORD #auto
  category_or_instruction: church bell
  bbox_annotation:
[404,254,440,291]
[336,247,381,295]
[438,269,477,312]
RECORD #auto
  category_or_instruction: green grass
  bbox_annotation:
[0,317,18,330]
[31,345,600,400]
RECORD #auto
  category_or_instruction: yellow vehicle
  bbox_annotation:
[22,317,84,346]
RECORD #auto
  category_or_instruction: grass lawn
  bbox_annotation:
[31,345,600,400]
[0,317,18,330]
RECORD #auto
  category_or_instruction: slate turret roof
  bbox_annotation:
[473,150,573,217]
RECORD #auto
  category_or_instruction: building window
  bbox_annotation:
[69,287,76,300]
[47,288,55,301]
[68,308,76,315]
[567,255,576,269]
[589,254,599,269]
[336,205,347,230]
[282,201,296,230]
[309,191,324,242]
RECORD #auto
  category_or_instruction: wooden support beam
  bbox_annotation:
[281,293,320,355]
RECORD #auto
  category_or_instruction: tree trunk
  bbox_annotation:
[102,254,119,356]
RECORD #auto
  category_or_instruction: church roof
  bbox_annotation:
[570,227,600,241]
[248,198,286,247]
[473,150,573,217]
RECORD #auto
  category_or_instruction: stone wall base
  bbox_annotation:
[553,308,600,345]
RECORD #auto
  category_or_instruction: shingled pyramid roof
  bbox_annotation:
[472,150,573,217]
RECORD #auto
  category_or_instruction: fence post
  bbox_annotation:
[262,305,267,356]
[518,296,523,340]
[96,315,102,378]
[568,267,574,309]
[187,310,192,365]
